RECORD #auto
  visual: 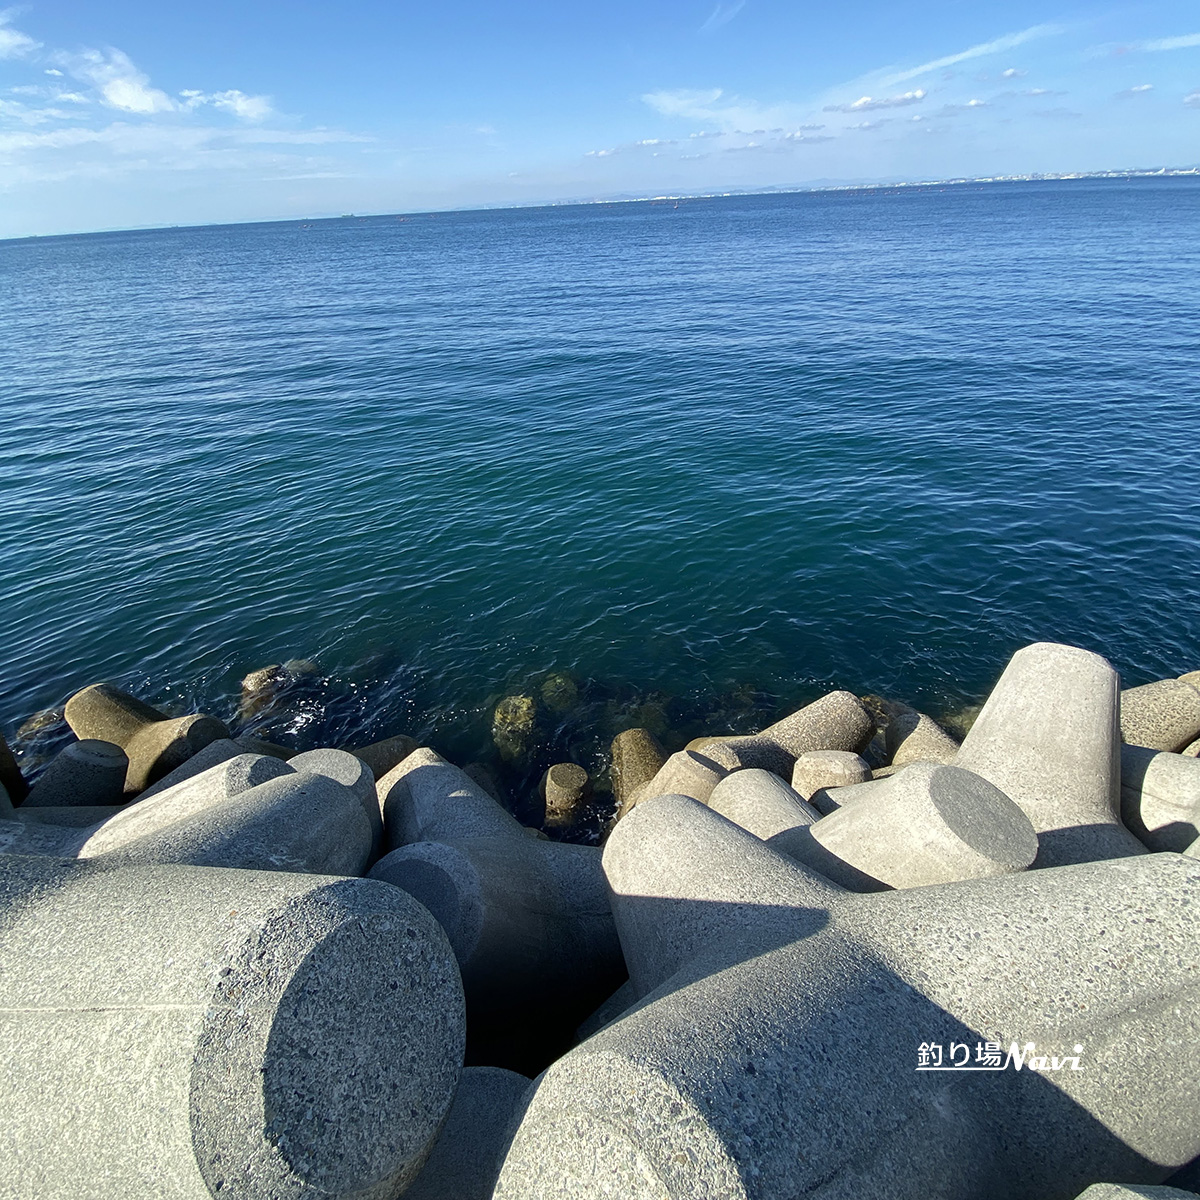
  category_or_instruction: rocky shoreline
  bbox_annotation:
[2,640,1200,1198]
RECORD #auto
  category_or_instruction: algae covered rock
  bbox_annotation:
[492,694,537,762]
[540,672,579,716]
[238,659,320,720]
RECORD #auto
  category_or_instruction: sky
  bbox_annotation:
[0,0,1198,237]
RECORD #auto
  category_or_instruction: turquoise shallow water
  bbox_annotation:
[3,178,1199,807]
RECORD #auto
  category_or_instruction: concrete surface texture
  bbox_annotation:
[494,793,1200,1200]
[0,854,465,1199]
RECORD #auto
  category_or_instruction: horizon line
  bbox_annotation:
[3,163,1198,245]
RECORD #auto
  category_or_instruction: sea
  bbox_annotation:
[3,177,1199,816]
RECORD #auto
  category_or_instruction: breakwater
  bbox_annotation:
[2,641,1200,1196]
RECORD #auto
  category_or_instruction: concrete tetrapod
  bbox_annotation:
[135,737,246,801]
[1120,744,1200,852]
[792,762,1037,890]
[1120,678,1200,753]
[21,739,129,808]
[885,709,960,767]
[0,854,465,1199]
[494,794,1200,1200]
[78,751,375,875]
[712,763,1036,891]
[373,749,626,1073]
[1076,1189,1200,1200]
[542,762,591,829]
[708,769,821,839]
[346,734,417,780]
[689,691,875,779]
[610,728,667,816]
[0,813,85,857]
[954,641,1146,867]
[790,749,872,801]
[63,683,229,794]
[289,747,382,861]
[402,1067,531,1200]
[626,748,728,813]
[377,747,528,848]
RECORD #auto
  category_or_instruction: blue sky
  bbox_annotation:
[1,1,1198,237]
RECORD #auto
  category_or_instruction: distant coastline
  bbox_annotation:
[559,164,1200,207]
[4,164,1198,244]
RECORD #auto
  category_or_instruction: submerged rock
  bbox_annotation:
[0,736,28,805]
[540,672,579,716]
[16,707,63,739]
[239,664,289,719]
[492,694,537,762]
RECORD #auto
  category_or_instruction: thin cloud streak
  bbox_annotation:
[1137,33,1200,51]
[700,2,747,35]
[880,24,1064,87]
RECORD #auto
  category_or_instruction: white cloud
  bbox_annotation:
[642,88,725,119]
[880,24,1063,87]
[1186,91,1200,107]
[1137,33,1200,52]
[1000,68,1027,78]
[1116,84,1154,97]
[210,89,273,121]
[700,1,746,34]
[44,68,62,77]
[824,88,925,113]
[0,12,39,59]
[936,99,988,115]
[48,47,273,122]
[64,48,176,114]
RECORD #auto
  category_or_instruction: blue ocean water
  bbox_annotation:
[3,178,1199,804]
